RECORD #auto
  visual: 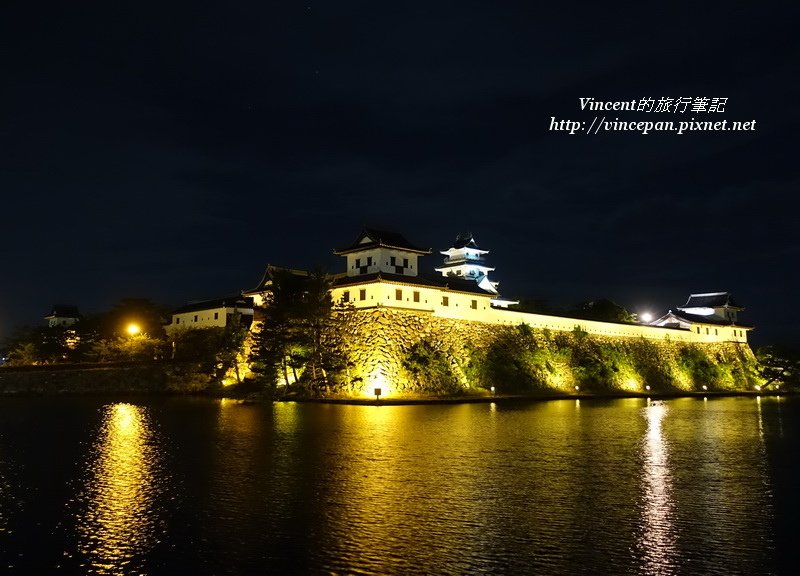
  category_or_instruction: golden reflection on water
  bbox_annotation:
[75,403,162,575]
[638,401,676,574]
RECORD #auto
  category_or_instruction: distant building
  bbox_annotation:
[44,305,81,328]
[649,292,751,343]
[165,295,254,334]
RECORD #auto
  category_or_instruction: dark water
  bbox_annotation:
[0,395,796,575]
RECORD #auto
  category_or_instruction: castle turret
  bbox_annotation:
[334,227,431,277]
[677,292,744,323]
[435,233,499,294]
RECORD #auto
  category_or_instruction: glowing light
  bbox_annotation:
[754,385,761,391]
[363,372,391,399]
[125,323,141,336]
[702,385,708,391]
[640,312,653,323]
[624,377,640,391]
[574,385,580,391]
[645,385,651,391]
[490,386,496,395]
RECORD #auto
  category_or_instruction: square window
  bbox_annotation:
[442,296,449,306]
[343,291,350,302]
[359,289,366,301]
[413,291,420,302]
[395,289,402,300]
[214,312,219,320]
[471,300,477,309]
[193,315,198,322]
[176,318,180,324]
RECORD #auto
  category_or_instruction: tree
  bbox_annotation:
[249,268,338,395]
[217,312,250,384]
[568,299,637,324]
[756,345,800,389]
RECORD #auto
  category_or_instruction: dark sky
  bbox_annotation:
[2,1,798,347]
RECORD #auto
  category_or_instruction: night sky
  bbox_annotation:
[2,2,798,347]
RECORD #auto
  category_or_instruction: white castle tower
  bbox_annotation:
[435,232,500,295]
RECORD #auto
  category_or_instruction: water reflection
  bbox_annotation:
[637,401,676,575]
[75,403,164,575]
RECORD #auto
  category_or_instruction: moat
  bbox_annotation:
[0,395,796,574]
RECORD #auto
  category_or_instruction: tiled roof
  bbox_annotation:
[45,305,80,318]
[681,292,744,309]
[171,296,254,315]
[451,233,480,250]
[662,309,752,328]
[242,265,310,294]
[335,228,431,255]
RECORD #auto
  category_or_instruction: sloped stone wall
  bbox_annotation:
[333,308,758,397]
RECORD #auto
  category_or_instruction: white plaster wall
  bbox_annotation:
[167,306,253,334]
[345,248,420,277]
[331,281,750,344]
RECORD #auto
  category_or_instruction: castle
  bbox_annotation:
[233,228,756,397]
[319,228,751,345]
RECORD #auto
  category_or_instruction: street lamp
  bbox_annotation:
[639,312,653,323]
[126,323,141,336]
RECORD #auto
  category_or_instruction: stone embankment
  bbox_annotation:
[334,308,759,397]
[0,361,212,395]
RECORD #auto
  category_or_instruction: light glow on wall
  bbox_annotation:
[363,372,391,399]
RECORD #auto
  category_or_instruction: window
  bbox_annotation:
[471,299,477,309]
[395,289,402,300]
[176,318,180,324]
[367,256,373,266]
[359,289,366,301]
[355,258,361,267]
[390,256,396,266]
[715,328,718,335]
[705,327,709,334]
[342,291,350,302]
[214,312,219,320]
[442,296,449,306]
[193,315,198,322]
[403,258,408,267]
[413,291,420,303]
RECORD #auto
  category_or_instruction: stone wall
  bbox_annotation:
[333,308,759,398]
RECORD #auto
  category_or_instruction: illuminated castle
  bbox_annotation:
[329,227,517,314]
[323,228,750,344]
[244,228,751,345]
